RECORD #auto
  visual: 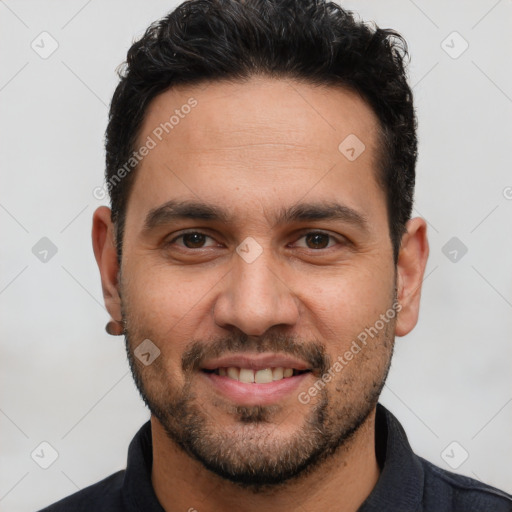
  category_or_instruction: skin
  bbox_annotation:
[92,77,429,512]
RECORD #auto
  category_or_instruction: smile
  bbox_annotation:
[202,367,310,383]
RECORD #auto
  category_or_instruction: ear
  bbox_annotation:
[395,217,429,337]
[92,206,122,323]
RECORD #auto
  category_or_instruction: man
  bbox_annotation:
[40,0,512,510]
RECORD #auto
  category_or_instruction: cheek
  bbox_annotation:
[126,261,220,326]
[122,271,198,386]
[297,264,395,343]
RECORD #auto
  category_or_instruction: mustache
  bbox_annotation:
[182,332,331,375]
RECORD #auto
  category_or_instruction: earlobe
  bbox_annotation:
[395,217,429,337]
[105,320,125,336]
[92,206,123,326]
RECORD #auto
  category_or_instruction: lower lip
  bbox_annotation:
[200,371,311,406]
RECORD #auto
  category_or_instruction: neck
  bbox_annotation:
[151,408,380,512]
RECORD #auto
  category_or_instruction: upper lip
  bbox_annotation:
[200,353,310,371]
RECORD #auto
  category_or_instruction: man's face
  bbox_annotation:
[116,77,398,487]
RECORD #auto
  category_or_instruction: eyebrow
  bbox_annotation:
[142,199,369,233]
[273,201,368,231]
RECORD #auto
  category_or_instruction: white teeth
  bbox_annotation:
[217,366,302,383]
[255,368,273,384]
[227,367,239,380]
[239,368,255,383]
[272,367,284,380]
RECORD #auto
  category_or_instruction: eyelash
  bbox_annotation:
[166,230,345,251]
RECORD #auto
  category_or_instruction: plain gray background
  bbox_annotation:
[1,0,511,510]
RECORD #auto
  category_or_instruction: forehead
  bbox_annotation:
[127,76,385,228]
[140,77,380,158]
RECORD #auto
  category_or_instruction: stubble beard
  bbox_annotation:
[122,296,395,492]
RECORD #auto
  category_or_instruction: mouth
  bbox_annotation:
[199,354,313,405]
[202,367,311,383]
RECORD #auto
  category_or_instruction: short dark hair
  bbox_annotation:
[105,0,417,263]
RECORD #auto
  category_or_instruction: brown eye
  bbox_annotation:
[304,232,331,249]
[181,233,207,248]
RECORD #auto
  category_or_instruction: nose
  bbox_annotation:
[213,251,300,336]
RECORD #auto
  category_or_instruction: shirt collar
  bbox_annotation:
[357,403,424,511]
[121,403,424,511]
[122,420,165,511]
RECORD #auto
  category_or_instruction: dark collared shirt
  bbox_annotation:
[39,404,512,511]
